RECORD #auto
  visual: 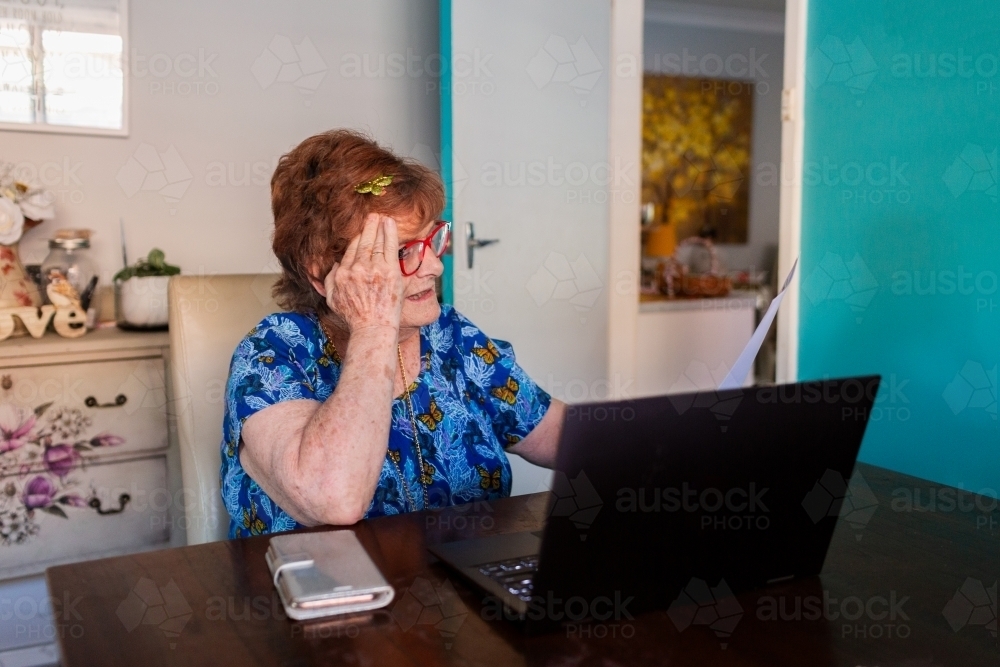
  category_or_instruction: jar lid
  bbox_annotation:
[48,238,90,250]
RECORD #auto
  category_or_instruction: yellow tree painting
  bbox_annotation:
[642,75,753,244]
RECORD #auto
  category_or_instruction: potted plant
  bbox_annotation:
[113,248,180,330]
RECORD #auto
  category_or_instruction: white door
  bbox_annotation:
[447,0,623,495]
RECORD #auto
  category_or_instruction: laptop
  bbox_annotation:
[429,375,881,629]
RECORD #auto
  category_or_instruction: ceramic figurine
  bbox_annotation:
[45,268,82,308]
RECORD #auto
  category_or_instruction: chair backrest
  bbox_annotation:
[168,274,281,544]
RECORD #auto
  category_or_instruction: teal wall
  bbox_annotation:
[800,0,999,493]
[439,0,454,304]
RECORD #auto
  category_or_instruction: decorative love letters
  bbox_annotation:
[9,306,55,338]
[0,305,88,341]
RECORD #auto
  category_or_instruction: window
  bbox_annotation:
[0,0,127,135]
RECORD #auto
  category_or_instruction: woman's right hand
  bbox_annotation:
[246,212,408,526]
[323,213,404,334]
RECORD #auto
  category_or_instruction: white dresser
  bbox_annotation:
[0,327,182,666]
[0,328,181,580]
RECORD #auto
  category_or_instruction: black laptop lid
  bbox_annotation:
[533,375,881,617]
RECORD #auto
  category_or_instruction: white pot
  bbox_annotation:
[116,276,170,328]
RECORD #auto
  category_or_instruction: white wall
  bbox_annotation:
[635,300,756,396]
[2,0,440,280]
[643,13,784,275]
[450,0,616,495]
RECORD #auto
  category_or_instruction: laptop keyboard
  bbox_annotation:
[477,556,539,602]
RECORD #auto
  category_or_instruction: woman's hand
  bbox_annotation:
[323,214,404,334]
[247,213,406,526]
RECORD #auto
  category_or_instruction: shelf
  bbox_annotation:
[0,325,169,360]
[639,291,761,314]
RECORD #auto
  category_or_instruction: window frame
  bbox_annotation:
[0,0,129,137]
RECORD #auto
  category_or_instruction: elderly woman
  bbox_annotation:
[222,130,565,537]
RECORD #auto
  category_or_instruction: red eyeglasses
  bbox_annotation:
[398,221,450,276]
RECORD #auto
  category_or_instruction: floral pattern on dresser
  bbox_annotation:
[0,400,124,545]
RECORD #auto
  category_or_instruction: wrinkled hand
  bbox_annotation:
[323,214,404,334]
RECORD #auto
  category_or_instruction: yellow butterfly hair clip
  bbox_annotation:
[354,174,393,195]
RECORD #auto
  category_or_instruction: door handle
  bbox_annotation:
[465,222,499,269]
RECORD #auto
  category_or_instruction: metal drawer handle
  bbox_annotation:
[85,394,127,408]
[89,493,131,515]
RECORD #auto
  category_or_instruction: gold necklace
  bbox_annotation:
[397,344,431,510]
[320,319,430,512]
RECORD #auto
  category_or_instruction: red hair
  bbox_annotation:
[270,129,445,313]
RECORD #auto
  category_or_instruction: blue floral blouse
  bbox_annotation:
[220,304,551,538]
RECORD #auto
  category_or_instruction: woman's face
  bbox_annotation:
[394,213,444,330]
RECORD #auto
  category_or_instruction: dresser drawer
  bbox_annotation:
[0,357,167,474]
[0,456,170,578]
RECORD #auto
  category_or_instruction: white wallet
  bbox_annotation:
[265,530,396,621]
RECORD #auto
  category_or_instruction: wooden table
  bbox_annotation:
[47,463,998,666]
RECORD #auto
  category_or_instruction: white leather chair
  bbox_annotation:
[168,274,281,544]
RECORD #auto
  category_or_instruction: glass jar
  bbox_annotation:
[40,238,99,309]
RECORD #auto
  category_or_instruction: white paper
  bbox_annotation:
[718,258,798,390]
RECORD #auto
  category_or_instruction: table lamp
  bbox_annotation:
[644,223,677,258]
